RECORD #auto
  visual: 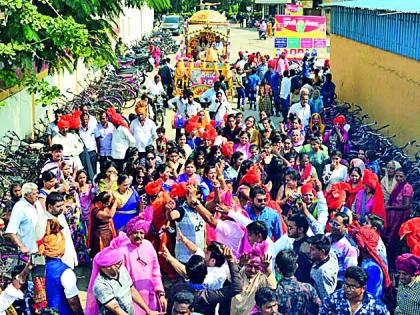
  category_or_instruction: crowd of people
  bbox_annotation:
[0,47,419,315]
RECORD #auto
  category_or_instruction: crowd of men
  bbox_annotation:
[0,48,419,315]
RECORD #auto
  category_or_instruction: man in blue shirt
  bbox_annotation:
[247,67,260,110]
[263,64,281,116]
[245,185,282,240]
[320,73,336,107]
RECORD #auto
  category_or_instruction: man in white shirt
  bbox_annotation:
[199,81,227,113]
[5,183,43,254]
[185,91,201,118]
[0,261,31,315]
[46,109,63,147]
[52,121,84,170]
[280,70,291,119]
[80,104,97,129]
[168,93,188,116]
[130,112,157,158]
[213,91,231,122]
[35,192,78,269]
[148,74,166,98]
[111,121,136,172]
[288,88,311,128]
[79,113,100,180]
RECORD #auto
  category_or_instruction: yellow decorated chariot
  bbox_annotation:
[174,10,234,100]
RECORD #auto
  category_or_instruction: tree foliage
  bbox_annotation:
[0,0,171,105]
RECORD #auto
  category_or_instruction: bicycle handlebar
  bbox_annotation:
[359,122,377,129]
[374,124,390,132]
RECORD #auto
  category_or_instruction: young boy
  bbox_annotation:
[155,127,168,160]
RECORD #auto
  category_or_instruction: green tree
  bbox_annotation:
[0,0,171,105]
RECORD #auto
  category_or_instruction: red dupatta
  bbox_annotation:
[345,181,363,208]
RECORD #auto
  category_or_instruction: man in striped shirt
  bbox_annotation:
[328,212,358,289]
[40,144,76,179]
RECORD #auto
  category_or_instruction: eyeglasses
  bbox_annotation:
[256,198,266,203]
[146,157,155,161]
[344,282,362,290]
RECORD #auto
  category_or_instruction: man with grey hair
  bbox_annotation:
[287,88,311,128]
[5,183,43,254]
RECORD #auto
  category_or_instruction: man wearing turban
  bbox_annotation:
[299,180,328,234]
[353,224,391,299]
[42,219,84,315]
[85,245,158,315]
[395,254,420,315]
[121,216,166,314]
[52,113,84,171]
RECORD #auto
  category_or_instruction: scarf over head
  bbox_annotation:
[333,115,346,126]
[395,253,420,276]
[239,165,261,187]
[185,118,199,134]
[85,246,125,315]
[170,182,188,199]
[399,217,420,256]
[107,107,128,129]
[221,141,233,158]
[381,160,401,196]
[135,99,148,118]
[39,219,65,258]
[324,182,350,210]
[145,179,163,196]
[350,158,366,173]
[353,223,391,288]
[362,169,386,225]
[57,119,70,130]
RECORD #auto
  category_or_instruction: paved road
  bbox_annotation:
[162,25,283,138]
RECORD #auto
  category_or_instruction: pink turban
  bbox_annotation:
[125,216,151,235]
[85,247,124,314]
[396,253,420,276]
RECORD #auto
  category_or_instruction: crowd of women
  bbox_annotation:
[0,50,419,315]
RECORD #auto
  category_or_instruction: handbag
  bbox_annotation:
[173,114,187,129]
[209,102,223,120]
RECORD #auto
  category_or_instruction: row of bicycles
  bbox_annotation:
[0,31,180,197]
[118,30,178,74]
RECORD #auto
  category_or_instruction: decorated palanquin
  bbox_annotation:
[174,10,233,100]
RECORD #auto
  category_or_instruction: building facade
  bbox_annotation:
[325,0,420,151]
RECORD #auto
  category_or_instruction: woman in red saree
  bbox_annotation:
[87,191,118,258]
[345,166,363,208]
[296,152,318,184]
